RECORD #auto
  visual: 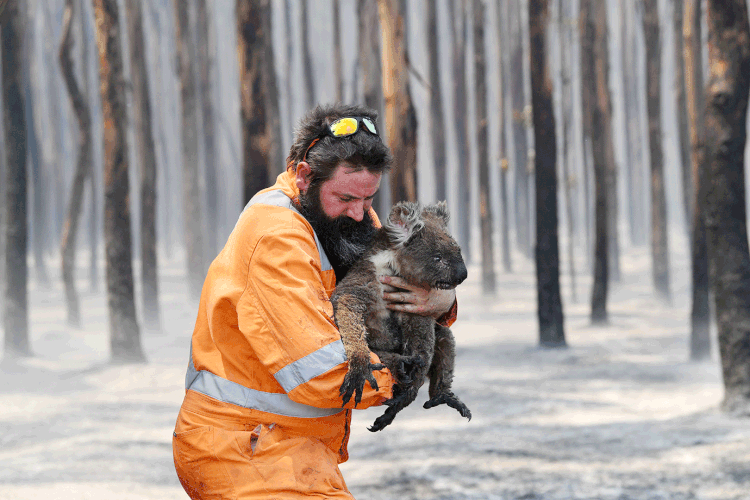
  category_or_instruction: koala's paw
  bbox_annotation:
[394,354,427,385]
[423,391,472,421]
[340,360,386,408]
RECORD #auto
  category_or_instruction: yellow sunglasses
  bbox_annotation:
[303,117,379,162]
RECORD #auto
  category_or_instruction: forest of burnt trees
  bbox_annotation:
[1,0,750,415]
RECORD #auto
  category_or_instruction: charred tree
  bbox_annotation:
[174,0,207,302]
[300,0,315,108]
[2,0,30,358]
[93,0,145,363]
[261,0,283,180]
[684,0,711,361]
[238,0,272,203]
[557,0,574,298]
[643,0,671,303]
[126,0,160,332]
[333,0,343,102]
[704,0,750,413]
[449,0,471,257]
[357,0,387,214]
[530,0,565,347]
[497,0,512,273]
[59,0,93,328]
[378,0,418,203]
[196,0,219,261]
[673,0,692,235]
[427,0,447,202]
[473,0,495,294]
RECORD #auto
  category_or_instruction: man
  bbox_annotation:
[172,104,458,499]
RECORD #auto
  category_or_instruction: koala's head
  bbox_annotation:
[383,201,468,290]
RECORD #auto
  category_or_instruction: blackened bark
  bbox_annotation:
[174,0,206,301]
[300,0,315,108]
[260,0,283,180]
[126,0,160,332]
[238,0,271,203]
[473,0,495,294]
[674,0,692,235]
[427,0,447,202]
[378,0,418,203]
[2,0,30,357]
[333,0,343,102]
[643,0,671,303]
[93,0,145,363]
[357,0,387,214]
[684,0,711,361]
[558,0,574,298]
[704,0,750,413]
[530,0,565,347]
[196,0,219,261]
[59,0,93,328]
[449,0,471,259]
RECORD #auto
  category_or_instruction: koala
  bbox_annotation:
[331,201,471,432]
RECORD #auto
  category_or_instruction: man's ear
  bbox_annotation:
[296,162,312,192]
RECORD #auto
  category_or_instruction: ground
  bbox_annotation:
[1,244,749,500]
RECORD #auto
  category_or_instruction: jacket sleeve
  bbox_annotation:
[239,227,393,410]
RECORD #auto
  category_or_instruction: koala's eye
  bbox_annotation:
[433,255,442,263]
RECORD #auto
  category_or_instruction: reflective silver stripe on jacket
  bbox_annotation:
[185,344,342,419]
[243,189,332,272]
[273,340,347,392]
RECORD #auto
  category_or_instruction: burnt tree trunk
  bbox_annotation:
[261,0,283,179]
[427,0,447,202]
[530,0,565,347]
[449,0,471,259]
[333,0,343,102]
[643,0,671,303]
[558,0,574,299]
[498,0,512,273]
[2,0,30,357]
[59,0,93,328]
[196,0,219,260]
[684,0,711,361]
[357,0,387,214]
[126,0,160,332]
[473,0,495,294]
[704,0,750,413]
[93,0,145,363]
[378,0,418,203]
[674,0,692,235]
[174,0,206,301]
[300,0,315,108]
[582,0,611,324]
[238,0,271,203]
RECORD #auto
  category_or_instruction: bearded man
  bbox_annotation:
[172,104,457,499]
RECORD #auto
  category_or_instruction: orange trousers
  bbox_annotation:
[173,391,355,499]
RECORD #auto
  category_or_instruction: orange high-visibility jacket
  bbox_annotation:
[178,168,394,452]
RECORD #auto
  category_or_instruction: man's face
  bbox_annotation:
[297,163,381,277]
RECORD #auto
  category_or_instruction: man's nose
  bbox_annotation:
[347,202,365,221]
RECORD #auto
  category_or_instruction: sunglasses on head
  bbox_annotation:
[302,117,379,163]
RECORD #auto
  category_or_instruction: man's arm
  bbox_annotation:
[240,228,394,409]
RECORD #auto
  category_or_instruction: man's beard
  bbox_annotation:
[297,184,377,281]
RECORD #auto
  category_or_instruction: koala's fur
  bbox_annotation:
[331,201,471,432]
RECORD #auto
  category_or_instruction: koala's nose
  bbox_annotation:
[456,261,468,284]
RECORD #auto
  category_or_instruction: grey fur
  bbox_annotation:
[332,201,471,431]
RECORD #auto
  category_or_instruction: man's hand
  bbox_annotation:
[378,275,456,319]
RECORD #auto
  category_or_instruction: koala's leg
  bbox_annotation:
[423,325,471,421]
[334,294,385,408]
[368,383,420,432]
[372,350,427,385]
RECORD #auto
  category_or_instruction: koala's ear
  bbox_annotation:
[385,202,425,247]
[423,201,450,226]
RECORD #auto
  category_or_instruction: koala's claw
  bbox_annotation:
[423,392,472,421]
[340,362,386,408]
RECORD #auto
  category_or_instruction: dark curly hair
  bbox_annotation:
[286,104,392,186]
